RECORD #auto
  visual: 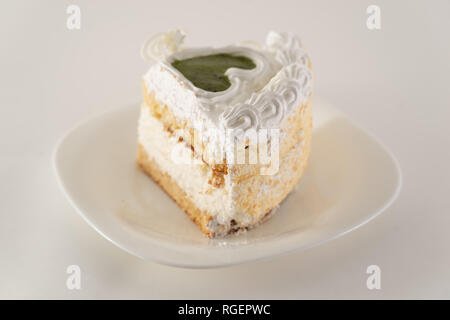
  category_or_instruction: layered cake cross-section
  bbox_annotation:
[137,30,313,237]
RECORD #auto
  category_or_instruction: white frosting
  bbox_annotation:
[142,30,312,132]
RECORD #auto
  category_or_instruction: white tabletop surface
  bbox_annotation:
[1,0,449,299]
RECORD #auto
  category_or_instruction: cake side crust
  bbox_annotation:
[230,98,313,218]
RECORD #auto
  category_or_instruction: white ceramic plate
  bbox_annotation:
[53,97,401,268]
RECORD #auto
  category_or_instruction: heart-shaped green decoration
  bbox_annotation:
[172,53,256,92]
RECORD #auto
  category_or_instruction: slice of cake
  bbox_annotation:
[138,29,313,238]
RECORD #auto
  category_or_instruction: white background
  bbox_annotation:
[1,0,449,299]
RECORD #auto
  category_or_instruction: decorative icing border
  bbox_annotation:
[142,30,312,131]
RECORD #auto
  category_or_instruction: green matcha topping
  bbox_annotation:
[171,53,256,92]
